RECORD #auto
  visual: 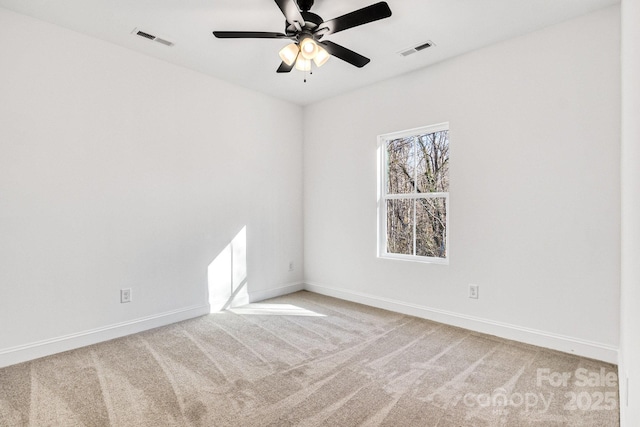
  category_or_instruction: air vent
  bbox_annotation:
[136,30,155,40]
[132,28,174,47]
[399,40,435,57]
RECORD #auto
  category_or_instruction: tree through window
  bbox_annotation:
[379,123,449,262]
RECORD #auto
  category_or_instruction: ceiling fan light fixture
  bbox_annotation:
[299,37,319,60]
[313,45,330,67]
[213,1,393,76]
[295,57,312,71]
[279,43,299,66]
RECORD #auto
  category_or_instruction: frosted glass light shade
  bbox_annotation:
[299,38,318,60]
[295,57,311,71]
[313,45,330,67]
[279,43,299,66]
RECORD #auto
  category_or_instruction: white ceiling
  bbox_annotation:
[0,0,619,106]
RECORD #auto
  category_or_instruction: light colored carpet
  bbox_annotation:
[0,291,619,426]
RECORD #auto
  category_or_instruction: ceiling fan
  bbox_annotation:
[212,0,392,75]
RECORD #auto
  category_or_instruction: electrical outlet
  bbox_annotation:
[469,284,479,299]
[288,261,294,271]
[121,288,132,303]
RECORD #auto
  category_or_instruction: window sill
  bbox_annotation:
[378,253,449,265]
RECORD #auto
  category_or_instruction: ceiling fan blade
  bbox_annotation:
[319,40,370,68]
[315,2,392,37]
[276,61,295,73]
[213,31,290,39]
[274,0,305,27]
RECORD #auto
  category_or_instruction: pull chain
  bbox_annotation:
[303,64,313,83]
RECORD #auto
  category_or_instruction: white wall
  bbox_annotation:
[0,4,623,369]
[303,6,621,362]
[620,0,640,423]
[0,8,304,366]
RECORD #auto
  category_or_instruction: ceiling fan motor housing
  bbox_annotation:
[286,11,323,36]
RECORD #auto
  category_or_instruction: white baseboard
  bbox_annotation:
[0,304,210,368]
[249,282,305,303]
[209,282,305,312]
[0,282,306,368]
[304,282,618,364]
[2,281,615,367]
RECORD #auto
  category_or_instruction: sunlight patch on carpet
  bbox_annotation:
[229,303,326,317]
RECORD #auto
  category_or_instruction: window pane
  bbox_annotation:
[386,199,414,255]
[415,197,447,258]
[386,137,415,194]
[416,131,449,193]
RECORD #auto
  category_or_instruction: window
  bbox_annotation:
[378,123,449,263]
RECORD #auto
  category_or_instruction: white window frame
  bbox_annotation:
[377,122,450,264]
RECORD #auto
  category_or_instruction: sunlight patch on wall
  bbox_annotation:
[208,226,249,312]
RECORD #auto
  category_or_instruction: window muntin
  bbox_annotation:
[379,123,449,263]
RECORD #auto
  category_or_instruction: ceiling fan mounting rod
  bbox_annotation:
[297,0,314,12]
